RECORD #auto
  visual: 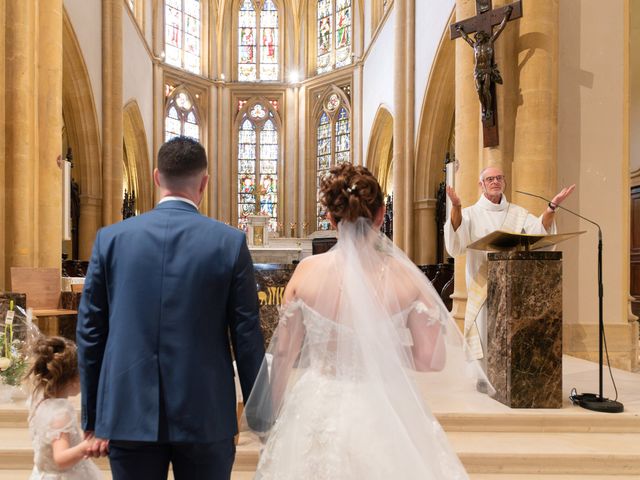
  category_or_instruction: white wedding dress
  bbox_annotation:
[28,397,102,480]
[244,219,491,480]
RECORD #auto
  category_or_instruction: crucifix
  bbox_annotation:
[450,0,523,147]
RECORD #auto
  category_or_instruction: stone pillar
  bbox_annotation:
[102,0,124,225]
[37,0,63,269]
[0,0,6,289]
[208,84,218,216]
[5,0,37,273]
[392,0,415,255]
[450,0,482,330]
[511,0,559,211]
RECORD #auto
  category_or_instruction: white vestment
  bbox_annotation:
[444,195,555,364]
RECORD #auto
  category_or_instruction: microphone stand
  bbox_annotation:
[515,190,623,413]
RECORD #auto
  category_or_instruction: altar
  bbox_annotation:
[249,237,312,264]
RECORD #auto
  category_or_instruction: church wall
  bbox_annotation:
[144,0,153,47]
[630,2,640,176]
[362,7,396,162]
[413,0,454,137]
[0,0,5,289]
[123,9,154,170]
[558,0,634,369]
[63,0,102,134]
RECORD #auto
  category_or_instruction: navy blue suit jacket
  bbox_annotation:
[77,200,265,442]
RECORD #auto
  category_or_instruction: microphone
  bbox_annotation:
[515,189,622,413]
[515,190,601,239]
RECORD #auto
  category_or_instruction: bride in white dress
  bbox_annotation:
[244,163,492,479]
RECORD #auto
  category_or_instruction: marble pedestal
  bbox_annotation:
[254,264,297,346]
[487,251,562,408]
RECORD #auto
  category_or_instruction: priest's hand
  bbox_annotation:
[446,186,461,207]
[550,184,576,208]
[542,184,576,232]
[446,186,462,231]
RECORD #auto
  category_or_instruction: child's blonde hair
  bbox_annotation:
[26,336,78,399]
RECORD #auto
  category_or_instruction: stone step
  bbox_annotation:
[470,476,640,480]
[2,427,639,476]
[3,405,638,433]
[450,431,640,475]
[232,431,640,476]
[0,470,256,479]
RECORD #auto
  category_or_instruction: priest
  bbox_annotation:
[444,166,575,376]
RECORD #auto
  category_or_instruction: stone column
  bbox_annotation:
[208,84,218,216]
[511,0,558,211]
[0,0,6,288]
[152,62,164,204]
[102,0,124,225]
[393,0,415,254]
[450,0,482,330]
[5,0,37,273]
[37,0,63,269]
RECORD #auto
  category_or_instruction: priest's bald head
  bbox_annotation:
[478,166,505,204]
[154,136,209,206]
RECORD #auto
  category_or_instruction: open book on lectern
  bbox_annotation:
[466,230,586,252]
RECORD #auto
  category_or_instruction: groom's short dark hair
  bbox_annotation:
[158,136,207,178]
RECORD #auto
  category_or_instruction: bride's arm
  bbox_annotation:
[406,303,446,372]
[270,267,306,412]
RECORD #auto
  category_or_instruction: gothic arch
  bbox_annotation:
[231,0,285,82]
[366,105,393,194]
[413,6,455,263]
[307,84,353,229]
[62,9,102,259]
[123,101,153,214]
[232,97,283,229]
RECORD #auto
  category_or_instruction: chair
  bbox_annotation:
[10,267,77,336]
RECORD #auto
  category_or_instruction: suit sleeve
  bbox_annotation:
[228,236,266,404]
[76,230,109,432]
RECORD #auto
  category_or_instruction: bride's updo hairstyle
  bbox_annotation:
[320,162,383,224]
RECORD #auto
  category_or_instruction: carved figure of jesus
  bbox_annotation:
[456,5,512,120]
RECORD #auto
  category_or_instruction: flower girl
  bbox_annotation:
[26,336,101,479]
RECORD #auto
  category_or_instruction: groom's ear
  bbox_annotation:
[199,173,209,194]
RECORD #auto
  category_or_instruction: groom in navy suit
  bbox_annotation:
[77,136,265,479]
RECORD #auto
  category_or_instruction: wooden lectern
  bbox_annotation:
[467,230,584,408]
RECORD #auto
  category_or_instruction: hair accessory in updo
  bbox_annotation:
[319,162,383,224]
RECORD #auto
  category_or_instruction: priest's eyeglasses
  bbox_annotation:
[483,175,504,184]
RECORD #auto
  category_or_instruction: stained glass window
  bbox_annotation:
[164,0,201,74]
[164,89,200,142]
[316,92,351,230]
[237,102,280,232]
[238,0,279,81]
[317,0,351,74]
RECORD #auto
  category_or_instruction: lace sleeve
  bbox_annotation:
[412,301,444,327]
[42,400,77,444]
[277,299,303,327]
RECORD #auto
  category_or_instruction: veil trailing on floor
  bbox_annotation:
[243,218,492,479]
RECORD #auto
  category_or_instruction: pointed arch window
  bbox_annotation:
[164,88,200,142]
[238,0,280,81]
[164,0,201,74]
[317,0,352,74]
[316,91,351,230]
[237,101,280,232]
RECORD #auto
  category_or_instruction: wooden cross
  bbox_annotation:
[450,0,523,148]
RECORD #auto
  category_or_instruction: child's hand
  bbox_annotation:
[83,437,95,458]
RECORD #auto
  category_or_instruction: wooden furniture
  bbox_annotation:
[10,267,77,336]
